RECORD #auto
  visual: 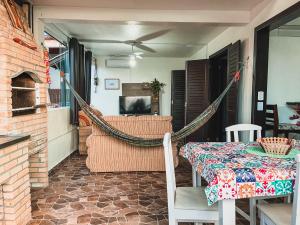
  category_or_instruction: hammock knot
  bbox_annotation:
[234,71,241,82]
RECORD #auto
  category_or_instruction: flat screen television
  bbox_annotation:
[119,96,152,115]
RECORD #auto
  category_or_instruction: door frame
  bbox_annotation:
[209,44,231,59]
[252,2,300,129]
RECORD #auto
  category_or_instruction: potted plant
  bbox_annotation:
[150,78,166,102]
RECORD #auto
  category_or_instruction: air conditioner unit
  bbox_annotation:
[105,58,130,68]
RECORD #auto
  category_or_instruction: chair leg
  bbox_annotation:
[192,168,197,187]
[192,168,202,187]
[168,217,177,225]
[257,199,262,219]
[196,172,202,187]
[250,198,257,225]
[284,194,292,203]
[260,215,264,225]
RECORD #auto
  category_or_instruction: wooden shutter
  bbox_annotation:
[225,40,241,127]
[185,59,210,142]
[171,70,186,132]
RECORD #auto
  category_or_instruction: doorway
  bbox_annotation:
[253,2,300,136]
[209,49,228,141]
[207,40,241,141]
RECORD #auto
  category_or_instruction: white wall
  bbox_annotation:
[191,0,299,124]
[267,36,300,124]
[47,107,78,170]
[90,57,186,116]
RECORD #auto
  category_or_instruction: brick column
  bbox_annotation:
[29,149,48,188]
[0,140,31,225]
[1,1,49,189]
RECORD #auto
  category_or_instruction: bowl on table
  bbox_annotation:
[257,137,296,155]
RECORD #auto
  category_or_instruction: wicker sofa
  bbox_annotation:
[78,109,102,155]
[86,115,178,172]
[78,111,92,155]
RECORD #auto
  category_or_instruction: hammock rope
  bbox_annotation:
[64,71,240,147]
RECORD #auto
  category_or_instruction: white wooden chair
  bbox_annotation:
[226,124,262,225]
[163,133,219,225]
[225,124,262,225]
[257,154,300,225]
[225,123,262,142]
[226,124,293,225]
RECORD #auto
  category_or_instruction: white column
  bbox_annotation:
[33,16,45,45]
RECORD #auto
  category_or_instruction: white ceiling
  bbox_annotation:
[51,21,227,57]
[41,0,265,57]
[34,0,264,11]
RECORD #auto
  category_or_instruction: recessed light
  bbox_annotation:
[129,57,137,67]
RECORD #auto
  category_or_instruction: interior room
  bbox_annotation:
[45,21,227,116]
[1,1,300,225]
[266,17,300,139]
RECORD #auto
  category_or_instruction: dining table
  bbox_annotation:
[180,141,300,225]
[287,102,300,115]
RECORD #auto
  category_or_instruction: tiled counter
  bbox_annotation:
[0,135,31,225]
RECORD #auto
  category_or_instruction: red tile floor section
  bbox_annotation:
[28,152,252,225]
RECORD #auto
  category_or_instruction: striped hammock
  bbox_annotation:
[64,72,240,147]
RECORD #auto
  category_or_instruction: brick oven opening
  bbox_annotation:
[12,71,42,117]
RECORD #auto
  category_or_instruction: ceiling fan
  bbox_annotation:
[79,29,171,53]
[131,51,143,59]
[108,47,143,59]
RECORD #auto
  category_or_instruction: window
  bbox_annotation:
[44,32,70,108]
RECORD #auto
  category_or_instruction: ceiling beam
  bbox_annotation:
[34,6,250,24]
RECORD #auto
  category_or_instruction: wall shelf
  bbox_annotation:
[11,72,38,117]
[12,106,35,112]
[12,86,36,91]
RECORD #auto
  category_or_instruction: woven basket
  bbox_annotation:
[257,137,295,155]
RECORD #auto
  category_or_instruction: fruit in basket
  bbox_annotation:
[257,137,295,155]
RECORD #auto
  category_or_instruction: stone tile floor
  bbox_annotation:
[28,152,251,225]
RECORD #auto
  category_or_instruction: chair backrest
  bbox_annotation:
[163,133,176,210]
[225,124,262,142]
[265,104,279,136]
[292,154,300,225]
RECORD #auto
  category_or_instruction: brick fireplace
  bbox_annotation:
[0,1,49,223]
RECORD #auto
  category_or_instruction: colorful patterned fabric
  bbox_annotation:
[279,123,300,130]
[180,142,300,205]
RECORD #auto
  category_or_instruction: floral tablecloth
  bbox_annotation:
[278,123,300,131]
[180,142,300,205]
